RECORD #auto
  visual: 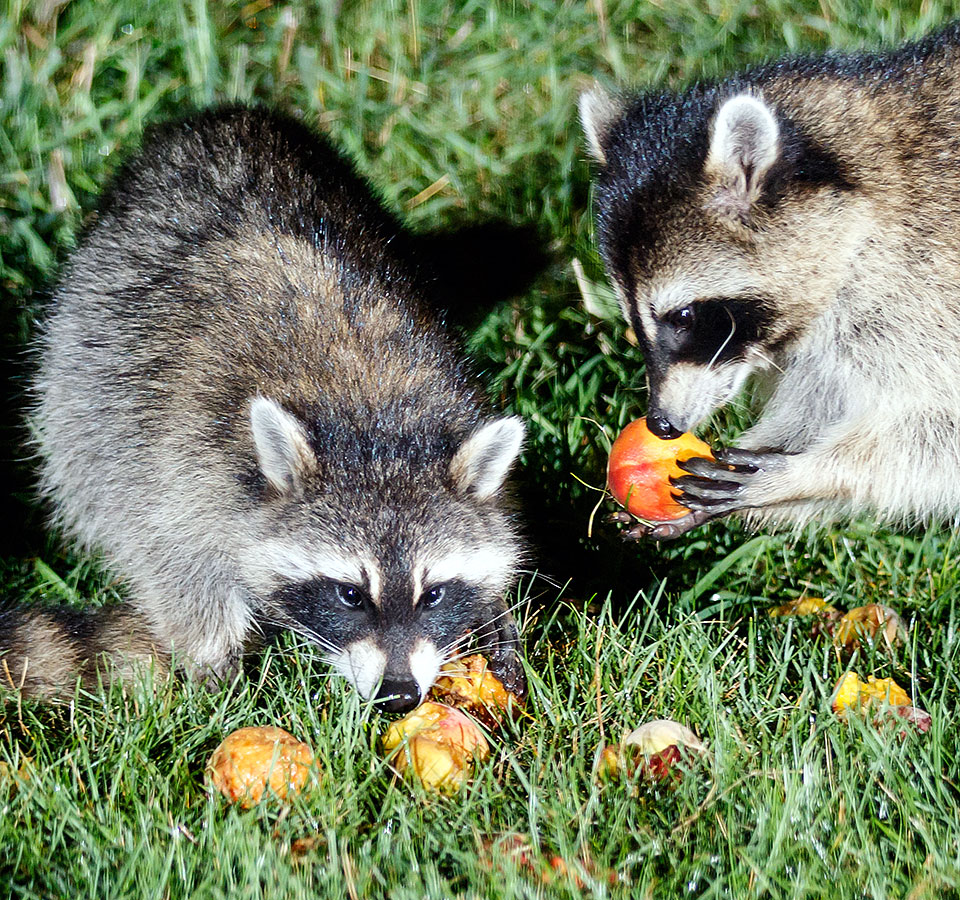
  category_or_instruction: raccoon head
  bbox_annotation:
[245,397,524,712]
[581,84,866,434]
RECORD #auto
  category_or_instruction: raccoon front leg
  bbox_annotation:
[473,607,526,699]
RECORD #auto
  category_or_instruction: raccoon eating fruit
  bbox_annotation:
[581,23,960,537]
[1,106,526,709]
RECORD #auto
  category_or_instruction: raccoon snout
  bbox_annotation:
[646,411,684,440]
[374,678,422,714]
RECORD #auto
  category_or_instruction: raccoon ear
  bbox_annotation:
[450,417,525,501]
[705,93,780,221]
[249,397,317,495]
[579,86,623,165]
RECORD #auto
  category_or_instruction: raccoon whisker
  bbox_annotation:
[514,569,564,592]
[438,631,474,659]
[750,348,786,375]
[437,605,527,661]
[485,599,532,628]
[289,628,343,657]
[257,614,343,656]
[706,307,737,371]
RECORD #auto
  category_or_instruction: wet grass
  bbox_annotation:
[4,0,960,896]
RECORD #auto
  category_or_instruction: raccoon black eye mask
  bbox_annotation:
[1,105,527,707]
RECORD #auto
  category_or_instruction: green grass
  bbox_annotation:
[5,0,960,896]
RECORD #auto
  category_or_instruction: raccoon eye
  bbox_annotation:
[335,583,364,609]
[665,305,696,331]
[421,585,446,609]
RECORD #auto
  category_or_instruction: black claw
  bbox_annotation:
[680,494,743,514]
[623,522,654,540]
[676,455,723,477]
[714,447,767,470]
[671,474,743,495]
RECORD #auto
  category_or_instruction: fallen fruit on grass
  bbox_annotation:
[623,719,706,755]
[833,604,904,652]
[607,419,714,522]
[429,654,522,727]
[206,726,314,808]
[832,672,911,715]
[597,719,705,782]
[479,833,620,888]
[769,597,840,618]
[831,672,931,734]
[383,701,489,793]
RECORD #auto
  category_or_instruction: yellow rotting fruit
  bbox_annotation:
[768,597,839,618]
[833,604,904,651]
[207,726,315,808]
[831,672,911,716]
[429,654,522,727]
[383,701,489,794]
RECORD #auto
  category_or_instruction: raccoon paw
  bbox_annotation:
[671,448,787,516]
[487,646,527,700]
[621,509,714,541]
[477,617,526,699]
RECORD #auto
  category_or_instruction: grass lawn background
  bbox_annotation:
[4,1,960,896]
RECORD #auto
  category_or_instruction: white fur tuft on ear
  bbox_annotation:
[579,86,622,165]
[249,396,317,495]
[450,417,525,502]
[705,93,780,220]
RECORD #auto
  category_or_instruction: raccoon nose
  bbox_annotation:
[646,412,683,439]
[375,678,422,714]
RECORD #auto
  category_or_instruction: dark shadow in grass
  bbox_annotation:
[0,300,47,559]
[412,220,552,332]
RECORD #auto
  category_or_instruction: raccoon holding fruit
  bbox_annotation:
[0,107,526,709]
[581,22,960,539]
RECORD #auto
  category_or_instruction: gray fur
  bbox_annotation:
[6,107,525,704]
[583,24,960,534]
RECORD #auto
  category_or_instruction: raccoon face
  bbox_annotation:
[268,567,504,712]
[581,87,866,433]
[640,289,777,435]
[245,397,524,712]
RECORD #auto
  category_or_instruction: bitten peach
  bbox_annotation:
[607,419,714,522]
[596,718,706,783]
[206,726,314,808]
[429,654,522,728]
[382,701,489,793]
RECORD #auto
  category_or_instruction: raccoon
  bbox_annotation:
[580,23,960,538]
[2,106,526,710]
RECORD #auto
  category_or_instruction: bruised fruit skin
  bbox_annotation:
[207,726,315,808]
[382,701,489,793]
[597,719,706,783]
[607,419,714,522]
